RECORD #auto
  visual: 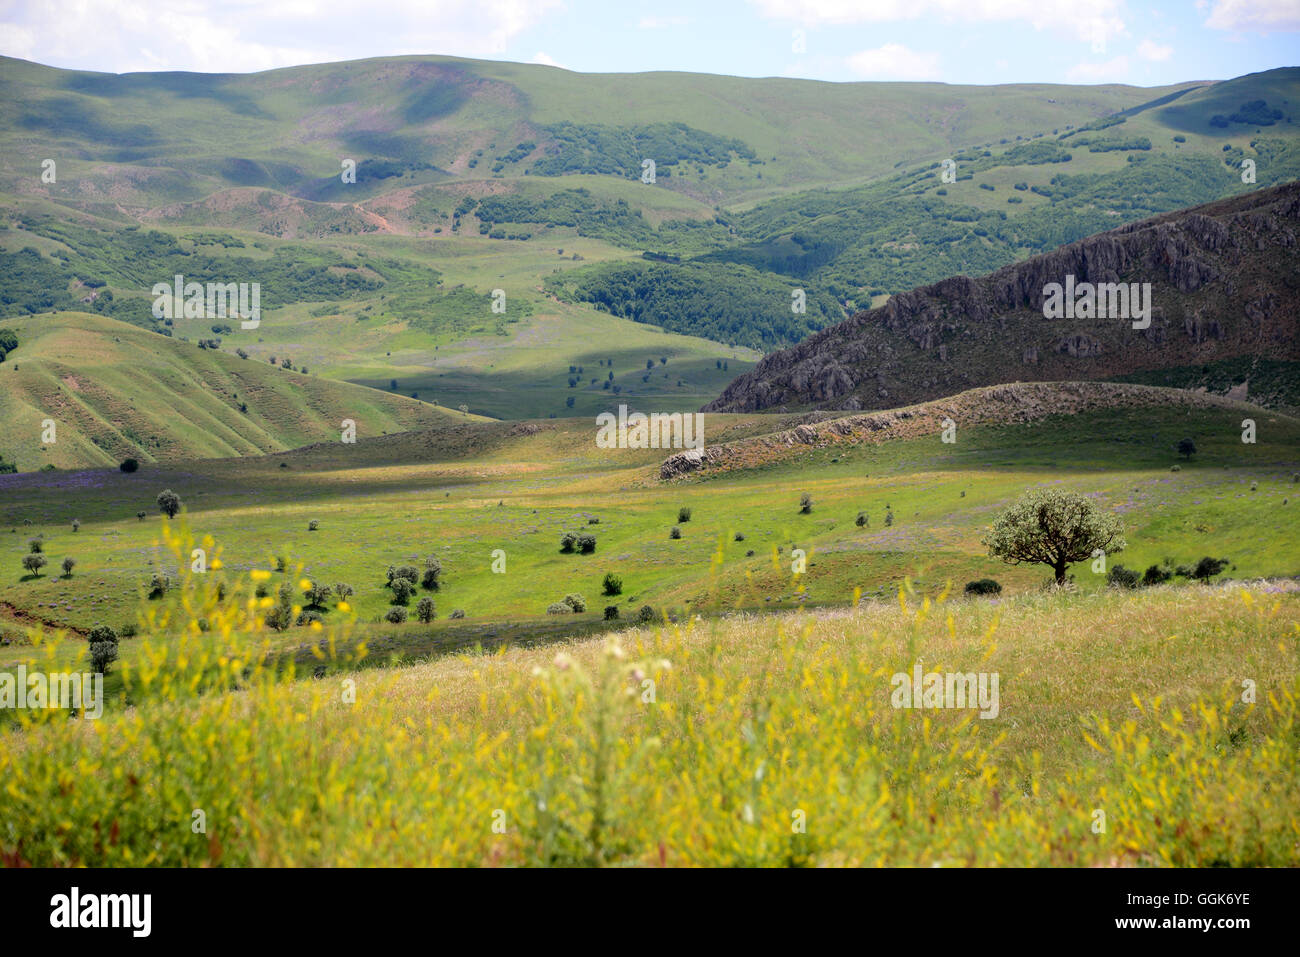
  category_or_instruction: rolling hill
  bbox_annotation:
[0,311,470,469]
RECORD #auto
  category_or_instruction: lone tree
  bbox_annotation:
[22,553,47,577]
[984,488,1126,586]
[1177,438,1196,460]
[157,488,181,518]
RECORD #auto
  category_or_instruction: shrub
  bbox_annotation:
[576,533,597,555]
[604,606,619,620]
[963,579,1002,596]
[391,579,415,605]
[295,611,323,627]
[71,519,80,533]
[1142,564,1172,586]
[677,507,692,523]
[560,532,577,554]
[390,565,419,585]
[89,641,118,676]
[799,493,813,514]
[145,573,171,599]
[255,583,270,599]
[546,602,571,615]
[856,511,868,527]
[157,489,181,518]
[416,597,435,622]
[1177,438,1196,460]
[449,609,465,619]
[602,572,623,596]
[1192,556,1231,581]
[119,624,137,639]
[385,606,408,624]
[1107,565,1141,589]
[308,520,320,531]
[136,511,147,521]
[335,583,354,600]
[884,509,894,527]
[422,557,442,590]
[635,605,657,624]
[119,458,139,473]
[61,557,75,576]
[1170,464,1181,472]
[734,531,745,541]
[88,625,118,645]
[670,526,682,539]
[303,581,332,609]
[563,593,587,613]
[28,537,43,554]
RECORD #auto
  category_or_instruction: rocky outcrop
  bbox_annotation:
[705,182,1300,414]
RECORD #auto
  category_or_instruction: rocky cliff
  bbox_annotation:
[704,182,1300,413]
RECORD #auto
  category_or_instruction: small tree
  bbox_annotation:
[1192,556,1231,581]
[604,606,619,620]
[576,532,597,555]
[136,511,147,521]
[385,606,408,623]
[416,597,435,622]
[1177,438,1196,460]
[422,557,442,590]
[856,511,868,528]
[984,488,1125,587]
[61,557,75,577]
[89,627,119,675]
[22,554,46,576]
[335,583,355,602]
[884,509,894,527]
[391,578,415,605]
[119,458,139,473]
[28,537,43,554]
[303,581,332,609]
[71,519,80,533]
[563,593,587,613]
[602,572,623,596]
[677,506,692,523]
[157,488,181,518]
[560,532,577,554]
[799,493,813,514]
[670,525,682,539]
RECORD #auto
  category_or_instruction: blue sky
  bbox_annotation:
[1,0,1297,86]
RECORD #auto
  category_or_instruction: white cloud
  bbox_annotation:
[530,51,567,69]
[1066,55,1130,82]
[1136,39,1173,61]
[0,0,565,74]
[1204,0,1300,31]
[846,43,941,80]
[637,16,692,29]
[748,0,1126,43]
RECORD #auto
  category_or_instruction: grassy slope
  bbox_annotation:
[1,383,1295,658]
[0,311,474,470]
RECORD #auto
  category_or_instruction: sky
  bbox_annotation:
[0,0,1297,86]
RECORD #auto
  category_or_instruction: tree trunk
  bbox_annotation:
[1053,560,1067,586]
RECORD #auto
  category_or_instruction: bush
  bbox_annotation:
[147,573,170,599]
[390,565,419,586]
[799,493,813,514]
[604,606,619,620]
[635,605,657,624]
[308,520,320,531]
[576,533,597,555]
[119,458,139,473]
[422,557,442,590]
[1107,565,1141,589]
[119,624,137,639]
[734,531,745,541]
[157,489,181,518]
[546,602,571,615]
[856,511,868,527]
[275,557,287,573]
[385,607,408,624]
[89,641,118,676]
[136,511,147,521]
[88,625,118,645]
[1177,438,1196,460]
[602,572,623,596]
[28,537,43,554]
[1192,556,1231,581]
[335,583,354,601]
[21,554,46,576]
[563,593,587,613]
[416,597,435,623]
[963,579,1002,596]
[391,579,415,605]
[1142,564,1172,586]
[295,611,323,627]
[303,582,332,608]
[678,507,692,523]
[885,509,894,527]
[670,526,682,539]
[71,519,80,532]
[449,609,465,619]
[560,532,577,553]
[61,557,75,576]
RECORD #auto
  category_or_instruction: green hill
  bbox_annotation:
[0,311,471,469]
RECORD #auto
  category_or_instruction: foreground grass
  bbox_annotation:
[3,557,1296,867]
